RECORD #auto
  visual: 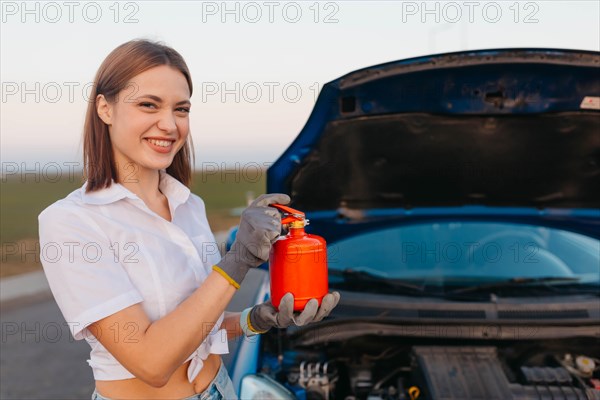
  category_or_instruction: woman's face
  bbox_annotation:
[97,65,191,179]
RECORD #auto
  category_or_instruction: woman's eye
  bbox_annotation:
[139,102,189,113]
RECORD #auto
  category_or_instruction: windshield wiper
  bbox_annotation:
[446,277,582,295]
[329,269,428,295]
[330,270,597,300]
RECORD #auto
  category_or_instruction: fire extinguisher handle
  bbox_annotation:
[269,203,305,225]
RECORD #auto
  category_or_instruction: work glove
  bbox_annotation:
[212,193,290,289]
[241,292,341,335]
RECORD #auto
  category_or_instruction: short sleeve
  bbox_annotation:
[38,203,144,341]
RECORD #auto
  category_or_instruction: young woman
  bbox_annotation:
[38,39,340,400]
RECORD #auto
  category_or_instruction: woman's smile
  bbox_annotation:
[144,137,176,153]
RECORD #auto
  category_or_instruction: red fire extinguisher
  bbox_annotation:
[269,204,329,311]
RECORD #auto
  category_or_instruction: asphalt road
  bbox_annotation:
[0,269,265,400]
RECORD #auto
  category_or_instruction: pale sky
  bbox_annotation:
[1,1,599,172]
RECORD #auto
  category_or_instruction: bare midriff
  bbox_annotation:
[94,353,222,400]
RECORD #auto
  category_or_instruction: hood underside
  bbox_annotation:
[291,112,599,210]
[267,49,600,213]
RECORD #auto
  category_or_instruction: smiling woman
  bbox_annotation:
[82,40,195,195]
[94,64,192,206]
[40,39,240,400]
[36,38,339,400]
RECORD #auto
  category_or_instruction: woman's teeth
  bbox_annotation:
[147,139,172,147]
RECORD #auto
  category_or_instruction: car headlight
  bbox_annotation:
[240,374,296,399]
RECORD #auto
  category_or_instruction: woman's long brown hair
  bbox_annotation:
[83,39,195,192]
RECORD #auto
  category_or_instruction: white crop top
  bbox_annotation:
[37,169,229,383]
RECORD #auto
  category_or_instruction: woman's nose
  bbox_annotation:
[156,111,177,133]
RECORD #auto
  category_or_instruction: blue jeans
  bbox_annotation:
[91,361,238,400]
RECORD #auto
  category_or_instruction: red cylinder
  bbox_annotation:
[269,225,329,311]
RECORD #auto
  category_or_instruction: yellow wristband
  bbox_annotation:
[247,309,268,334]
[212,265,241,289]
[240,307,268,336]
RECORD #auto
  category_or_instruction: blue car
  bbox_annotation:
[227,48,600,400]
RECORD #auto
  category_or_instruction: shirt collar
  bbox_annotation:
[81,169,191,209]
[157,169,192,211]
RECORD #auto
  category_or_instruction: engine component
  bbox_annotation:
[576,356,596,376]
[520,366,571,385]
[299,361,333,400]
[275,341,600,400]
[412,346,588,400]
[412,346,514,399]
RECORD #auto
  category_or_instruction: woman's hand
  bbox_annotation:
[244,292,341,334]
[212,193,290,289]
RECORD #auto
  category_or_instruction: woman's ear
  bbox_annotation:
[96,94,112,125]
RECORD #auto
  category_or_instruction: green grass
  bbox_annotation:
[0,169,266,277]
[191,169,267,210]
[1,169,267,241]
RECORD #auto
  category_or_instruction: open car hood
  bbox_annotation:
[267,49,600,238]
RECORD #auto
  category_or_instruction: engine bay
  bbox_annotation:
[258,335,600,400]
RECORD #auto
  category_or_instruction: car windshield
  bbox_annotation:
[327,221,600,286]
